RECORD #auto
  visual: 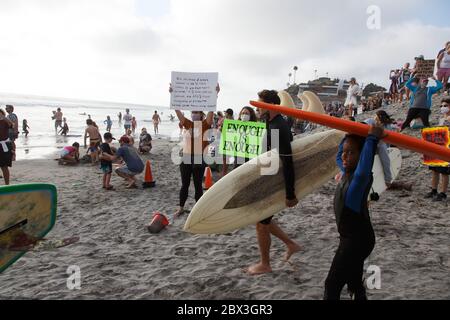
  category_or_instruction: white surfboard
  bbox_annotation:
[371,147,402,196]
[184,129,345,234]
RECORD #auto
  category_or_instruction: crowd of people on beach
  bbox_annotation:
[57,107,156,190]
[0,39,449,300]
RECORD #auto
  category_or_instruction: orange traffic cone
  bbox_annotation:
[143,160,156,188]
[147,212,169,234]
[203,166,214,190]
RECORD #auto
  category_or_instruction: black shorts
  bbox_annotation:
[429,166,450,175]
[259,216,273,225]
[0,143,13,167]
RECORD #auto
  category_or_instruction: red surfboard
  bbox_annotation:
[249,100,450,162]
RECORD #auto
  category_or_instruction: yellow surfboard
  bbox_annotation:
[0,184,57,273]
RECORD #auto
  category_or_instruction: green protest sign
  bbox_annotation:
[219,119,266,159]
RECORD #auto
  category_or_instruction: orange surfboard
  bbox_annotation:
[249,100,450,162]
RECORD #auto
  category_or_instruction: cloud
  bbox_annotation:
[0,0,448,110]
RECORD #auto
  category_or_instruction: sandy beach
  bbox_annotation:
[0,96,449,300]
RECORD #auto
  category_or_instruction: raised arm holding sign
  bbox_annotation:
[169,74,220,218]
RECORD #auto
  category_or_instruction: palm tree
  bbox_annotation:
[293,66,298,84]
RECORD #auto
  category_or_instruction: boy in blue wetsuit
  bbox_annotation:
[324,125,385,300]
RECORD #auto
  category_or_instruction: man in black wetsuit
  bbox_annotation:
[245,90,301,275]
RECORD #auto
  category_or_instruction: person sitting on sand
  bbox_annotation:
[84,119,102,149]
[106,136,144,189]
[324,125,385,300]
[59,142,80,165]
[244,90,301,276]
[126,128,135,146]
[59,118,69,136]
[22,119,30,138]
[138,128,152,154]
[99,132,115,190]
[0,109,14,185]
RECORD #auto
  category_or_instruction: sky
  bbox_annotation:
[0,0,449,109]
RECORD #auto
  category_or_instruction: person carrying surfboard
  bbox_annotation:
[244,89,301,276]
[170,83,220,217]
[324,124,386,300]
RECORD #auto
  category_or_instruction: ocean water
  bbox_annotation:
[0,94,181,160]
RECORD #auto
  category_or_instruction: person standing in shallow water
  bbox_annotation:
[152,111,161,135]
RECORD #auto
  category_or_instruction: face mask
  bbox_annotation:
[191,114,202,121]
[441,107,449,114]
[240,114,250,122]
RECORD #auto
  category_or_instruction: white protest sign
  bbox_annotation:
[170,72,219,111]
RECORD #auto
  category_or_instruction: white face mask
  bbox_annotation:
[240,114,251,122]
[440,106,449,114]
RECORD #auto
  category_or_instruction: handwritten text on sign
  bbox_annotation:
[219,120,266,159]
[422,127,450,166]
[415,60,436,79]
[170,72,218,111]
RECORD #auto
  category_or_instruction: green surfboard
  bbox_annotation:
[0,184,57,273]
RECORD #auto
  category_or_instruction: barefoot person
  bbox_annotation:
[59,118,69,136]
[123,109,133,135]
[138,128,152,154]
[170,83,219,217]
[5,105,18,161]
[245,89,301,276]
[324,125,385,300]
[108,136,144,189]
[99,132,115,190]
[84,119,102,149]
[59,142,80,165]
[152,111,161,135]
[0,109,14,185]
[22,119,30,138]
[104,116,112,132]
[54,108,63,133]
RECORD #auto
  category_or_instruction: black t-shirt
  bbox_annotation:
[100,143,113,166]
